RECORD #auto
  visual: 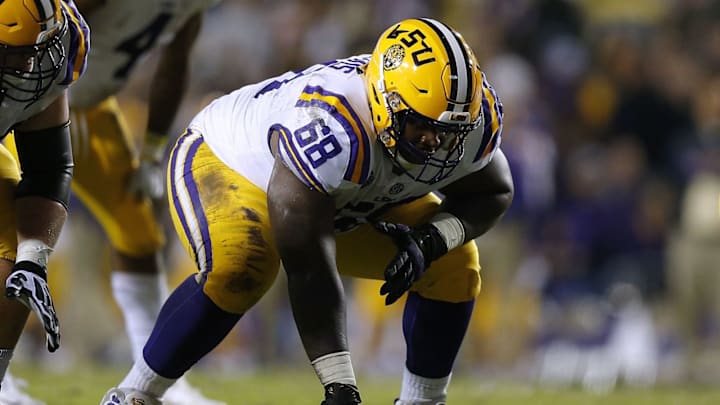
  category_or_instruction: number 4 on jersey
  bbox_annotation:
[113,13,172,79]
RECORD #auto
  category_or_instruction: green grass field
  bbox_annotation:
[9,364,720,405]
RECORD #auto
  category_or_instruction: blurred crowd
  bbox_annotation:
[14,0,720,392]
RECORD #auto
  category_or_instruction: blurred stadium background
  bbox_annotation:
[12,0,720,401]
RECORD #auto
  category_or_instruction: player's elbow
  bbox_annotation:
[496,181,514,216]
[481,188,513,226]
[14,122,74,208]
[16,166,74,208]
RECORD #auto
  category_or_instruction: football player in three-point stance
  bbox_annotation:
[58,0,222,403]
[0,0,89,404]
[101,18,512,405]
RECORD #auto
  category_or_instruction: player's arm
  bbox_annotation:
[437,148,514,242]
[13,92,72,245]
[128,12,203,199]
[6,91,74,352]
[267,156,361,404]
[267,157,345,359]
[146,12,202,137]
[375,150,513,305]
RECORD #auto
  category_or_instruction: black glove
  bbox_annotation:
[374,221,448,305]
[321,383,362,405]
[5,261,60,352]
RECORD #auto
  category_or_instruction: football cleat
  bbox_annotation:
[321,383,362,405]
[394,399,446,405]
[100,387,161,405]
[162,377,226,405]
[0,374,45,405]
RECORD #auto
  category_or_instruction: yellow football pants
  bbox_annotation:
[0,144,20,261]
[168,129,481,314]
[3,97,165,257]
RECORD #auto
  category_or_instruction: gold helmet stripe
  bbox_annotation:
[418,18,473,114]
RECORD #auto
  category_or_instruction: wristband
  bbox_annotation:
[16,239,53,268]
[429,212,466,251]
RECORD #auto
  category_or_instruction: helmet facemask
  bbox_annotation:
[381,101,477,184]
[0,22,66,107]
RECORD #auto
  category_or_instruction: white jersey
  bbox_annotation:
[0,0,89,136]
[193,55,504,231]
[69,0,216,108]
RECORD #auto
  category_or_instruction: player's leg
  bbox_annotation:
[351,278,404,374]
[0,143,45,404]
[337,193,480,404]
[69,98,168,361]
[72,100,228,404]
[104,129,281,400]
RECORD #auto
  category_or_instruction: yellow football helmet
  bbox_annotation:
[365,18,484,184]
[0,0,66,105]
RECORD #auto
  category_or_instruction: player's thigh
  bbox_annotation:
[0,144,19,261]
[70,97,164,256]
[337,193,481,303]
[167,129,280,314]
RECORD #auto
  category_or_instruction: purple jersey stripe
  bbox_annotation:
[60,0,89,85]
[473,96,494,163]
[274,124,328,194]
[473,77,503,163]
[182,134,213,274]
[298,85,371,184]
[489,131,500,152]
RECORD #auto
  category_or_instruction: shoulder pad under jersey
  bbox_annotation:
[469,72,504,169]
[59,0,89,85]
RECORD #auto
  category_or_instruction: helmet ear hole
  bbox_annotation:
[387,92,403,111]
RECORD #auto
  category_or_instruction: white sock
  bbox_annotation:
[111,271,169,361]
[120,355,176,397]
[0,349,12,384]
[311,351,357,386]
[399,366,451,402]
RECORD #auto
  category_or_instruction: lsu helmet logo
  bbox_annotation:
[383,44,405,71]
[389,182,405,194]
